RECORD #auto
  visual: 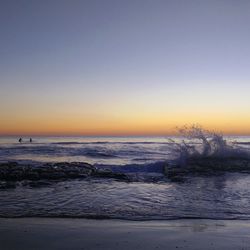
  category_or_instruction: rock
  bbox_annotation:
[169,175,186,183]
[0,162,95,181]
[93,169,130,181]
[28,180,52,188]
[25,172,39,180]
[0,181,16,189]
[47,172,67,179]
[67,171,80,178]
[39,172,51,179]
[6,171,24,181]
[164,157,250,181]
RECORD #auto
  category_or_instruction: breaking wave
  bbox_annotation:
[166,125,250,167]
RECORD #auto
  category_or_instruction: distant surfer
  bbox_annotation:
[18,138,22,143]
[30,138,32,143]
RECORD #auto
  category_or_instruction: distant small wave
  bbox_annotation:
[51,141,169,145]
[0,145,117,158]
[51,141,111,145]
[51,142,83,145]
[84,151,117,158]
[235,142,250,145]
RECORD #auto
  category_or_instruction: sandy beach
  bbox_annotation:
[1,218,250,250]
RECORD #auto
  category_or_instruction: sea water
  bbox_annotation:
[1,136,250,220]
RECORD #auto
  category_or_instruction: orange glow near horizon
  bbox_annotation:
[1,111,250,136]
[1,78,250,137]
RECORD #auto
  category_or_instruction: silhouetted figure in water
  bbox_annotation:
[30,138,32,143]
[19,138,22,143]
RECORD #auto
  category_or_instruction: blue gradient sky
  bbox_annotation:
[1,0,250,135]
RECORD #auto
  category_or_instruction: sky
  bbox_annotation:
[1,0,250,136]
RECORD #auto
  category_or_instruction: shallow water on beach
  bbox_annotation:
[1,136,250,220]
[1,173,250,220]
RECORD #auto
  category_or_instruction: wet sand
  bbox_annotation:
[1,218,250,250]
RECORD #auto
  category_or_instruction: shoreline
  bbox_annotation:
[1,218,250,250]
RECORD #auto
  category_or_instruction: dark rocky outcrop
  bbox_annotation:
[92,168,130,181]
[0,162,130,184]
[0,162,95,181]
[164,157,250,181]
[0,181,16,189]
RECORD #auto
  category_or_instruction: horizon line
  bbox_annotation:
[1,133,250,137]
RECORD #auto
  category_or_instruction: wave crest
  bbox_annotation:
[167,125,250,167]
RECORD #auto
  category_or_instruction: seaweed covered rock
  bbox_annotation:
[164,157,250,181]
[93,168,130,181]
[0,162,130,183]
[0,181,16,189]
[0,162,95,181]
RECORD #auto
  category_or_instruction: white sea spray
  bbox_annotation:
[167,125,250,167]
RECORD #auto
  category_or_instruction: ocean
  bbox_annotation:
[1,135,250,220]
